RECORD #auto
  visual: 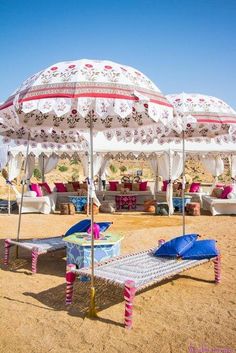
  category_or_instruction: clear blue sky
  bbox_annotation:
[0,0,236,108]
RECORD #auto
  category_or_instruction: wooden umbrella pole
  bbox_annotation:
[182,131,186,236]
[16,134,30,258]
[88,115,97,318]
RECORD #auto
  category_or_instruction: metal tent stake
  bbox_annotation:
[88,115,97,318]
[15,134,30,258]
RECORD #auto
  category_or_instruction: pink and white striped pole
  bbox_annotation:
[124,280,137,329]
[65,264,76,305]
[4,239,11,266]
[158,239,165,248]
[31,247,39,274]
[213,253,221,284]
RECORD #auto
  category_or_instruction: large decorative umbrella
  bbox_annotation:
[0,59,173,317]
[165,93,236,233]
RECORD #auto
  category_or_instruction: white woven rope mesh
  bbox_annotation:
[76,250,209,289]
[8,236,64,252]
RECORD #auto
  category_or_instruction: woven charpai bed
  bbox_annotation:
[65,246,221,329]
[4,237,65,273]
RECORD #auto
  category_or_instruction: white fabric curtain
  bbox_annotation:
[80,153,103,212]
[38,154,59,175]
[8,154,23,181]
[158,152,183,214]
[149,158,159,195]
[81,153,104,178]
[0,145,9,171]
[80,154,89,178]
[98,158,110,191]
[169,152,184,214]
[26,154,36,180]
[201,156,224,185]
[230,155,236,179]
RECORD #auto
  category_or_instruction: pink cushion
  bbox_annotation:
[189,182,201,193]
[162,180,168,192]
[221,185,233,199]
[216,183,224,188]
[109,181,119,191]
[54,182,67,192]
[30,183,43,197]
[38,182,51,194]
[71,182,80,191]
[139,181,148,191]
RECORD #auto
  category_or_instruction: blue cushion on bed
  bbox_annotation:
[181,240,218,260]
[64,219,112,237]
[153,234,198,257]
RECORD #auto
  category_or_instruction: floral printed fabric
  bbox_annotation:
[0,61,236,146]
[0,59,173,146]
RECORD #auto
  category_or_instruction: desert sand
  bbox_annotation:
[0,212,235,353]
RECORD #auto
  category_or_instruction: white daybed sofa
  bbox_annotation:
[16,192,57,214]
[202,195,236,216]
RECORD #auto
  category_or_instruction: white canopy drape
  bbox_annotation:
[0,145,9,171]
[98,158,110,191]
[230,155,236,179]
[38,154,59,176]
[158,152,183,214]
[201,156,224,185]
[26,154,36,180]
[8,154,23,181]
[149,158,159,195]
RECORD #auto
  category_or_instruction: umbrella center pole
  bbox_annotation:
[182,131,186,236]
[16,133,30,258]
[88,114,97,318]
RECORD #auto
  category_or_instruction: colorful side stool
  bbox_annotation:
[186,202,201,216]
[155,202,169,215]
[63,232,124,268]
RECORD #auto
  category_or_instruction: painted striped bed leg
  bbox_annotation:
[213,253,221,284]
[32,247,39,274]
[158,239,165,247]
[4,239,11,266]
[124,280,137,329]
[65,264,76,305]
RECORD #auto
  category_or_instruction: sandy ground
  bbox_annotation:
[0,212,235,353]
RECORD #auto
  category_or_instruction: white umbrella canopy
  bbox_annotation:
[0,59,173,143]
[164,92,236,142]
[0,59,174,318]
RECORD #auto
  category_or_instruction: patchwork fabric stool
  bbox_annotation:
[144,199,155,212]
[99,201,116,213]
[186,202,201,216]
[155,202,169,215]
[60,203,75,215]
[63,232,124,268]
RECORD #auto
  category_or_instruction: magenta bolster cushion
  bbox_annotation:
[221,185,233,199]
[54,182,67,192]
[30,183,43,197]
[39,182,51,194]
[162,180,168,192]
[109,181,119,191]
[189,182,201,193]
[139,181,148,191]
